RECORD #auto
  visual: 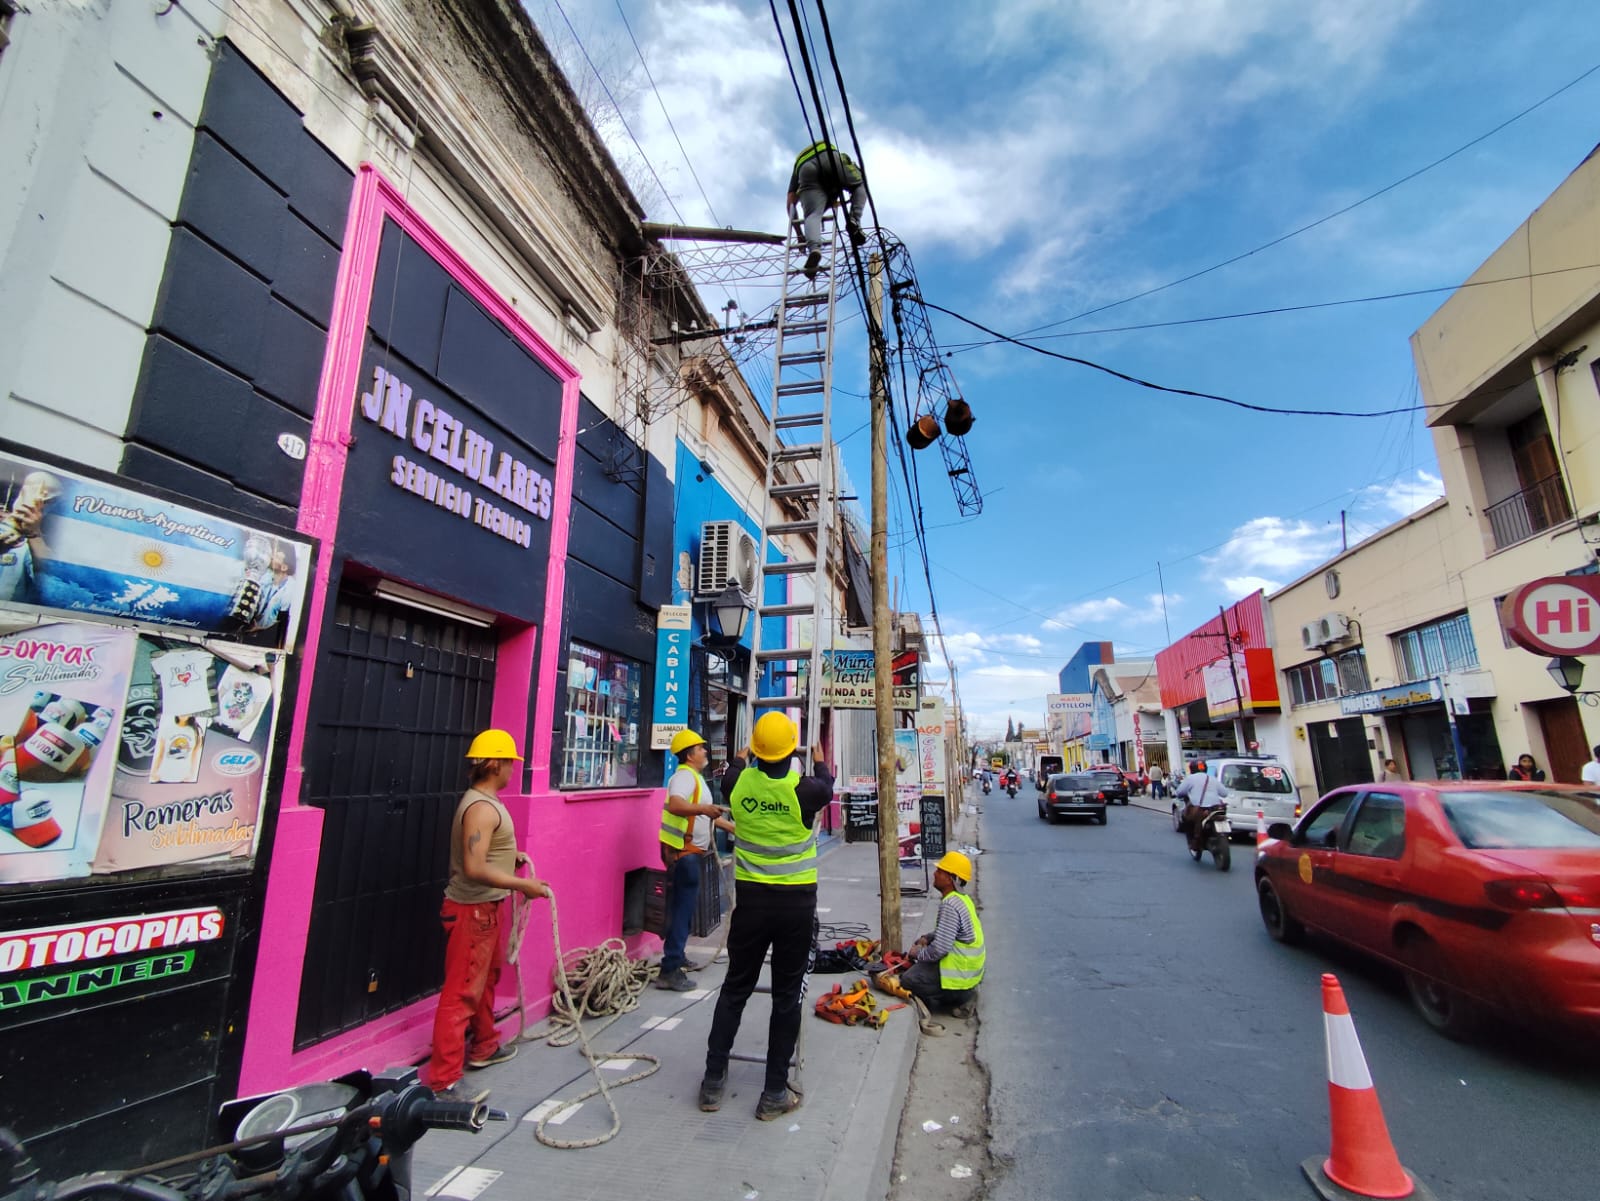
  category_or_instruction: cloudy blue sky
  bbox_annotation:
[526,0,1600,734]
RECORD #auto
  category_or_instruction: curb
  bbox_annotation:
[819,994,920,1201]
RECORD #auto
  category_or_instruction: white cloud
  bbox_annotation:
[1222,574,1282,597]
[1359,469,1444,520]
[1043,592,1176,633]
[1208,515,1342,576]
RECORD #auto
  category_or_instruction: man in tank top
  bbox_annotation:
[428,729,549,1098]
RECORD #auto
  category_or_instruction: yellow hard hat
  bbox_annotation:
[670,729,707,756]
[935,851,972,882]
[749,712,798,762]
[465,729,523,760]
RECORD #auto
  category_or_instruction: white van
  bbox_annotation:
[1162,756,1299,838]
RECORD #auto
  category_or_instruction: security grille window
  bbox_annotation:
[1392,612,1478,683]
[1285,649,1369,706]
[562,641,643,789]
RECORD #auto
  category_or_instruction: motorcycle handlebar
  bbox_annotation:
[410,1098,492,1134]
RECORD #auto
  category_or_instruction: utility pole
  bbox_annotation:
[1218,604,1247,753]
[869,252,903,950]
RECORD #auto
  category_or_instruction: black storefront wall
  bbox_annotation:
[0,42,346,1176]
[293,219,567,1046]
[548,400,671,791]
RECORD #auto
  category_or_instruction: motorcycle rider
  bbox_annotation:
[1175,760,1228,854]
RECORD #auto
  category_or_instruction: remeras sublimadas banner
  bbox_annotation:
[0,622,282,885]
[0,452,310,651]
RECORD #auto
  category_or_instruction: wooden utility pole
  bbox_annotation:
[869,253,903,951]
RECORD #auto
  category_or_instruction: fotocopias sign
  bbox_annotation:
[1500,576,1600,656]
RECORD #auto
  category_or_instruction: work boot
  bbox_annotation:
[802,250,821,281]
[950,1000,977,1020]
[755,1086,802,1121]
[655,967,694,991]
[698,1074,726,1112]
[847,222,866,248]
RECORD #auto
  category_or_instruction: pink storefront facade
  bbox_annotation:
[238,166,667,1092]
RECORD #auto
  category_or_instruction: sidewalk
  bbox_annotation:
[411,838,933,1201]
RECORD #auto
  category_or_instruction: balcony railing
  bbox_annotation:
[1484,472,1572,550]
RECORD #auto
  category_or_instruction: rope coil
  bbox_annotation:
[508,889,662,1150]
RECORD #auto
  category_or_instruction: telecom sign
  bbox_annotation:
[1500,576,1600,657]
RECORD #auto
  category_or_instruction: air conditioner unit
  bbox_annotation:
[1318,612,1353,644]
[697,520,759,597]
[1300,622,1321,651]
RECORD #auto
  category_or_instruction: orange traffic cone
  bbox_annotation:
[1256,808,1268,849]
[1302,974,1434,1200]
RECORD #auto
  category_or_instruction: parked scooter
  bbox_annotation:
[0,1067,500,1201]
[1188,807,1232,871]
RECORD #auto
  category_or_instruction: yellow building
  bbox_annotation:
[1412,142,1600,783]
[1268,144,1600,798]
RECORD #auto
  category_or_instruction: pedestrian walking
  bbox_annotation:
[657,728,735,991]
[428,729,549,1099]
[1506,753,1547,782]
[699,712,832,1120]
[786,140,867,280]
[1379,758,1405,782]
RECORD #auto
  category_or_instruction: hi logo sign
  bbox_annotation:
[1500,576,1600,656]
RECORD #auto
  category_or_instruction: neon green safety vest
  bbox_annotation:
[729,768,817,885]
[659,769,704,851]
[938,891,985,992]
[793,141,859,178]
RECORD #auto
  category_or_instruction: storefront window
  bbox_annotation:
[561,642,642,789]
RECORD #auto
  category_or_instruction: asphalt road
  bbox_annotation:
[975,782,1600,1201]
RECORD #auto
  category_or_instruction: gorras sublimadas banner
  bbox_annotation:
[0,621,282,885]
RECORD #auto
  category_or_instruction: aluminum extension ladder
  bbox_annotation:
[741,205,842,747]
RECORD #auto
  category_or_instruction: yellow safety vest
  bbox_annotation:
[938,891,985,992]
[659,769,704,851]
[729,767,817,885]
[793,141,860,181]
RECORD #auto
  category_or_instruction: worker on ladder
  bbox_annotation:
[786,139,868,280]
[699,712,833,1120]
[901,851,984,1019]
[657,728,735,992]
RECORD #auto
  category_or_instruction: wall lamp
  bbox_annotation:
[703,586,753,646]
[1546,656,1600,706]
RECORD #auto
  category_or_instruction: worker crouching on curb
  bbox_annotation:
[699,712,833,1120]
[901,851,984,1019]
[658,728,736,991]
[428,729,551,1099]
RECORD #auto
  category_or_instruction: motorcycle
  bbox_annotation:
[981,778,991,795]
[1188,807,1232,871]
[1004,779,1018,799]
[1,1067,501,1201]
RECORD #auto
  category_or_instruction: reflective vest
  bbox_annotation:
[659,769,705,851]
[729,767,817,885]
[938,891,985,993]
[792,141,860,183]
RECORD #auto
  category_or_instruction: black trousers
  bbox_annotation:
[704,882,816,1094]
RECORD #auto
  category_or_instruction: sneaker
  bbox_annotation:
[950,1001,977,1020]
[802,250,821,280]
[698,1073,726,1112]
[466,1043,518,1070]
[655,967,694,992]
[432,1081,465,1100]
[848,223,867,248]
[755,1087,802,1121]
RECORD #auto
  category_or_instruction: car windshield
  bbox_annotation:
[1221,764,1293,794]
[1440,790,1600,849]
[1051,775,1099,789]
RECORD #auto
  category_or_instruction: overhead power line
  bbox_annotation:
[946,262,1600,352]
[1015,57,1600,337]
[922,298,1437,418]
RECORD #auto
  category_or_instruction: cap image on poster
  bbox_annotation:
[4,791,64,847]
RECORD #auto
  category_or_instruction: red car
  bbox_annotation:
[1254,782,1600,1038]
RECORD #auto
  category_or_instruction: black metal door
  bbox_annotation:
[294,590,497,1049]
[1307,716,1374,795]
